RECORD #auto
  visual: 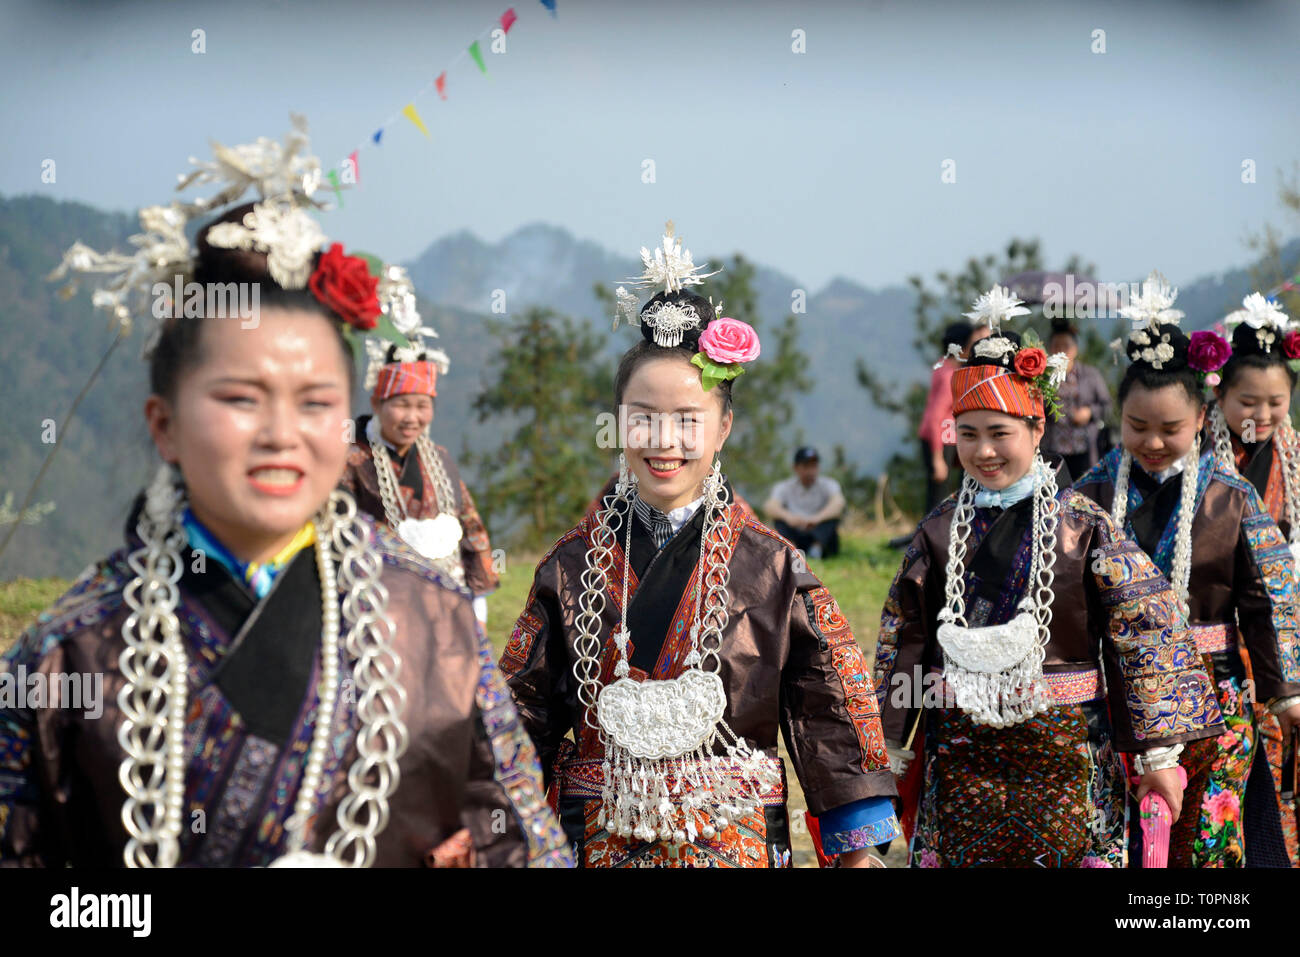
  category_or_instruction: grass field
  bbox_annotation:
[0,519,912,866]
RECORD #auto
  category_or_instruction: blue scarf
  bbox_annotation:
[972,470,1035,509]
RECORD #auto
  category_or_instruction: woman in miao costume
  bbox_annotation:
[874,284,1223,868]
[341,271,500,625]
[1202,293,1300,866]
[1075,272,1300,868]
[0,119,568,868]
[500,223,901,868]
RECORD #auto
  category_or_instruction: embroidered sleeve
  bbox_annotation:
[456,479,501,596]
[816,795,902,858]
[1,623,66,866]
[498,549,575,783]
[781,581,896,816]
[2,561,124,866]
[872,532,934,747]
[1233,490,1300,700]
[1088,510,1223,750]
[468,626,572,868]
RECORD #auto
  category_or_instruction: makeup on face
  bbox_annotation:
[619,357,731,512]
[1217,365,1293,443]
[955,410,1043,491]
[155,309,352,565]
[1120,384,1205,474]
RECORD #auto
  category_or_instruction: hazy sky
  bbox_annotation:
[3,0,1298,292]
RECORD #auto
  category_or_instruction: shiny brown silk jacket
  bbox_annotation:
[873,472,1224,754]
[499,485,896,867]
[341,415,500,596]
[1075,449,1300,705]
[0,500,568,868]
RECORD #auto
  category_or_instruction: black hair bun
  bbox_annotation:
[1050,317,1078,337]
[637,291,714,350]
[384,343,430,363]
[1229,320,1282,358]
[1125,322,1190,372]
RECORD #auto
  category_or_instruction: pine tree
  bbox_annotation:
[698,254,812,502]
[464,307,612,549]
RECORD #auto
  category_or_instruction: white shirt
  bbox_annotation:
[769,475,842,520]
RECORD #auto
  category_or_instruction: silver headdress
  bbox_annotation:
[1224,291,1291,352]
[963,284,1031,336]
[48,114,338,352]
[1118,270,1185,332]
[1118,270,1185,371]
[614,221,721,347]
[363,264,449,390]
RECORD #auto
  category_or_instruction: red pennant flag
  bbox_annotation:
[347,150,360,186]
[501,7,517,32]
[436,71,447,101]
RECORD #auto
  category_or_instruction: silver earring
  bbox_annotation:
[616,452,637,498]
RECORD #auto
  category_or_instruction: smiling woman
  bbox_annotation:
[500,224,901,869]
[0,120,568,869]
[1076,276,1300,869]
[874,283,1223,869]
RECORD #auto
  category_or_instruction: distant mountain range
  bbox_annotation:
[1,192,1296,578]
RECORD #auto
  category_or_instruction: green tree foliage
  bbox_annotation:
[463,306,613,550]
[855,239,1103,517]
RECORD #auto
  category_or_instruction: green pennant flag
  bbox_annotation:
[469,40,487,74]
[326,169,344,208]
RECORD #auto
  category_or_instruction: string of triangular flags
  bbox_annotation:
[324,1,558,205]
[1266,271,1300,298]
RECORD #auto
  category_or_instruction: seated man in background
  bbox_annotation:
[763,447,846,558]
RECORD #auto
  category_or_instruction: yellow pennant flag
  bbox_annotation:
[402,103,431,138]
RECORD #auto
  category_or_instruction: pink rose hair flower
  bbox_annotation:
[699,317,761,365]
[1187,330,1231,373]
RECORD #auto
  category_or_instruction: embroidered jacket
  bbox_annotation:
[500,482,899,867]
[1231,428,1300,541]
[341,414,500,596]
[0,498,568,868]
[1075,447,1300,704]
[873,466,1224,753]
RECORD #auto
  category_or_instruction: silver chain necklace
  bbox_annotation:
[118,466,410,868]
[935,455,1060,727]
[1111,444,1199,622]
[571,456,780,845]
[1211,404,1300,567]
[368,421,465,588]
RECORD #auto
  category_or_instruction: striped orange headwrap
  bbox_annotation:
[951,364,1044,418]
[373,360,438,401]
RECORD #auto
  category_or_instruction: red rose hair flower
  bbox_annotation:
[1013,347,1047,379]
[1284,330,1300,360]
[308,243,381,331]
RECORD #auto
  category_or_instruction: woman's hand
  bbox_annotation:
[839,848,886,868]
[1279,701,1300,741]
[1136,767,1186,823]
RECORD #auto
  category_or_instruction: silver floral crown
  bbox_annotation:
[1224,291,1290,352]
[1117,270,1184,371]
[48,114,337,352]
[612,221,721,345]
[362,265,449,390]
